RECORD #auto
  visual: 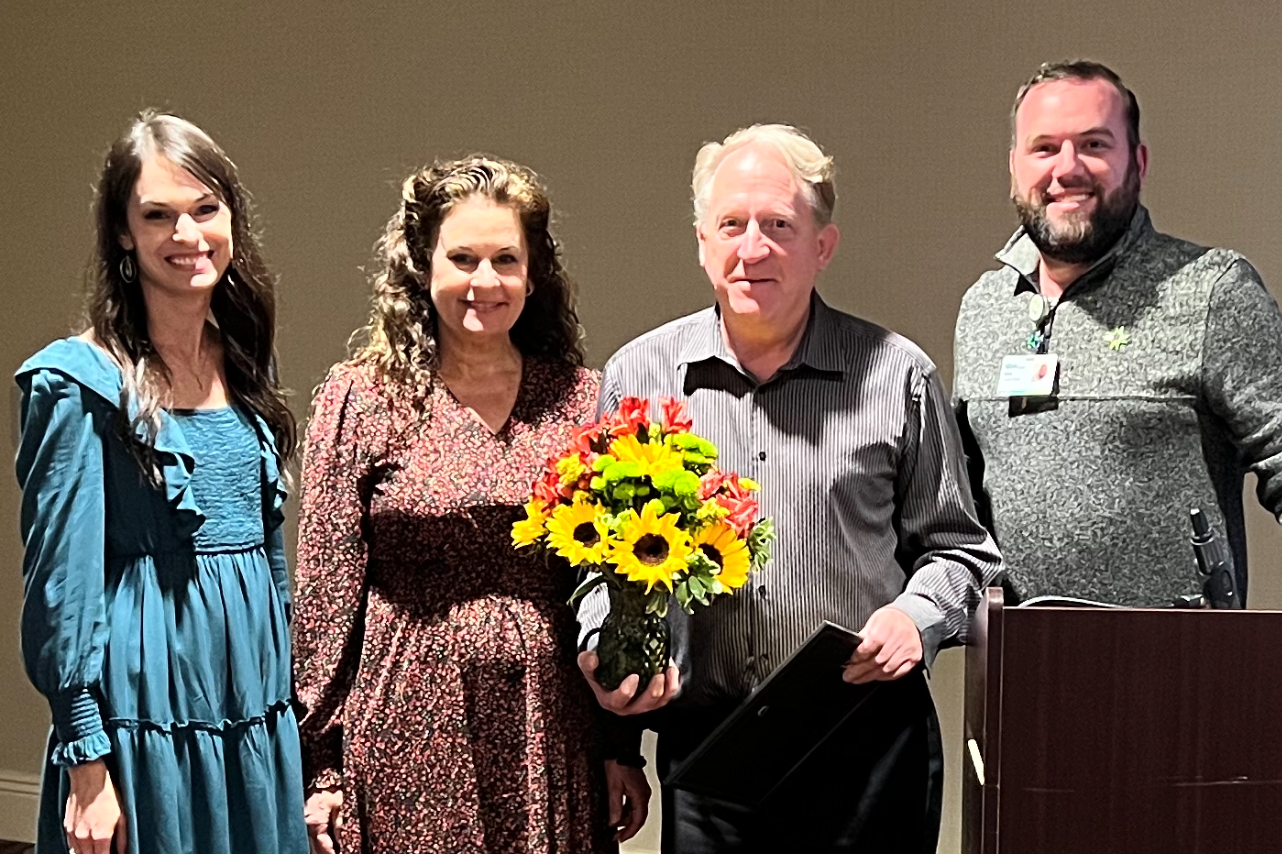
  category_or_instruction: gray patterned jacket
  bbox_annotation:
[953,206,1282,604]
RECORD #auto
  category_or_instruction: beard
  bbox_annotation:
[1013,160,1141,266]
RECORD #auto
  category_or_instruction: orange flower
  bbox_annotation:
[569,424,606,456]
[698,471,726,500]
[606,397,650,438]
[711,472,760,538]
[660,397,693,434]
[720,497,759,539]
[533,464,572,505]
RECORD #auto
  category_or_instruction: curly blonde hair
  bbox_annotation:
[351,155,584,406]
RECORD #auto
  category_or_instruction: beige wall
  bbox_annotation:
[2,1,1280,849]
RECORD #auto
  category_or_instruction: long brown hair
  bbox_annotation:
[86,110,297,469]
[350,155,584,408]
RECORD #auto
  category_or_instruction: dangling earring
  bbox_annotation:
[119,254,137,283]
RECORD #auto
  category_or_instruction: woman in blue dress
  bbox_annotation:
[14,111,309,854]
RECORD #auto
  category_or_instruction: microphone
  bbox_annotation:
[1189,508,1241,610]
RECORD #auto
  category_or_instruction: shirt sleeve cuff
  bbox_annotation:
[49,689,110,766]
[890,593,947,672]
[596,707,645,764]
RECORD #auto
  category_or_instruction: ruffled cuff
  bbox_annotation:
[49,689,111,766]
[254,412,288,534]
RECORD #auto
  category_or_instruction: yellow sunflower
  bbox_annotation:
[609,501,693,592]
[693,522,750,591]
[608,433,684,478]
[511,500,551,548]
[545,498,611,566]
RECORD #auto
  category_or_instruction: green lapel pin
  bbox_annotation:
[1105,326,1131,351]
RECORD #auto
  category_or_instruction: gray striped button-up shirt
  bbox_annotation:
[583,293,1003,707]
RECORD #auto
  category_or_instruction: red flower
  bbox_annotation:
[713,472,760,537]
[660,397,693,434]
[569,424,605,456]
[533,464,572,506]
[721,498,759,538]
[606,397,651,438]
[698,471,726,500]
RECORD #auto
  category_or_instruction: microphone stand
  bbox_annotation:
[1176,507,1242,610]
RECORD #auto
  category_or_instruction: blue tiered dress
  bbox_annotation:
[15,338,307,854]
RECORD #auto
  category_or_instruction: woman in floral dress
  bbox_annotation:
[293,156,648,853]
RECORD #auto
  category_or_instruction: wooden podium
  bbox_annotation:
[963,588,1282,853]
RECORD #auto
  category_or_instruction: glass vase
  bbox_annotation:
[593,583,670,691]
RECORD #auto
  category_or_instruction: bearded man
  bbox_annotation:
[952,59,1282,605]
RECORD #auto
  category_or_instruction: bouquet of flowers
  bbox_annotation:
[512,397,774,690]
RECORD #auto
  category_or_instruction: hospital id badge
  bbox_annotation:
[995,354,1058,397]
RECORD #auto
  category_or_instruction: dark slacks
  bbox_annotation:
[656,689,943,853]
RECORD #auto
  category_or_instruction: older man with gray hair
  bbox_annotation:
[578,124,1003,852]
